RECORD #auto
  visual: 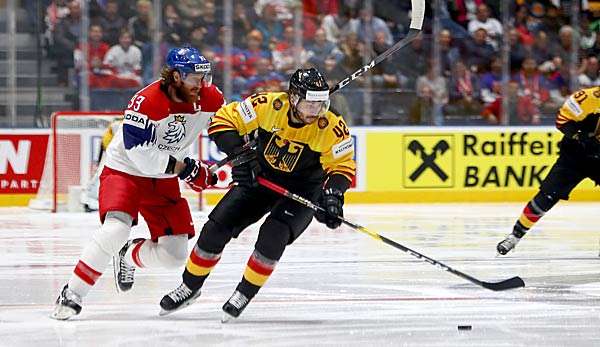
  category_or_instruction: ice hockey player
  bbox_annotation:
[159,68,356,321]
[51,46,224,320]
[497,86,600,255]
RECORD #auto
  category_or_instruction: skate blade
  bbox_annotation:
[221,312,236,324]
[50,305,77,320]
[158,301,192,317]
[159,308,174,316]
[112,256,122,294]
[158,295,200,316]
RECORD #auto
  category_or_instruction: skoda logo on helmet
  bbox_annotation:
[194,63,211,73]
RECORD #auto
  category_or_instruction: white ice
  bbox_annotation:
[1,203,600,346]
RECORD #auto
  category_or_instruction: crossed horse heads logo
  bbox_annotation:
[407,139,450,182]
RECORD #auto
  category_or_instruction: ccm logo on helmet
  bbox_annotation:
[124,111,148,129]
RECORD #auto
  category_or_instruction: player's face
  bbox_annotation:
[179,72,212,103]
[296,99,330,124]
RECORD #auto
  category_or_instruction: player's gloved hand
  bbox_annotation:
[178,157,217,192]
[231,148,262,188]
[315,188,344,229]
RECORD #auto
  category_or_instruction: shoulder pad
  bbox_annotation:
[332,137,354,158]
[237,97,257,124]
[127,82,169,121]
[199,84,226,112]
[564,96,583,116]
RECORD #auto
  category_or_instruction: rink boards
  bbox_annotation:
[202,126,598,204]
[1,126,598,206]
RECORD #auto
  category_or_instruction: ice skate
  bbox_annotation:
[113,239,138,293]
[50,285,82,320]
[221,290,250,323]
[496,232,523,255]
[159,283,201,316]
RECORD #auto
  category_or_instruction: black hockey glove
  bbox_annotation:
[315,188,344,229]
[231,148,262,188]
[178,157,218,192]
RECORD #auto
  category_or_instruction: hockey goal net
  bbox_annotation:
[28,111,204,212]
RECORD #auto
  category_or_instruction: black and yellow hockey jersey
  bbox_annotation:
[556,86,600,138]
[208,92,355,190]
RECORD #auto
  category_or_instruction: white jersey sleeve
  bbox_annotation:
[121,110,171,175]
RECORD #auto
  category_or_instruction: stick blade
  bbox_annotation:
[481,276,525,291]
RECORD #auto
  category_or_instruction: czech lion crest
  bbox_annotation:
[163,115,186,144]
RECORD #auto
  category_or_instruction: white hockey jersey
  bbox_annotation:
[105,80,225,178]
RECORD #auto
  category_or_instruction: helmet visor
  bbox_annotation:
[183,71,212,87]
[296,99,330,118]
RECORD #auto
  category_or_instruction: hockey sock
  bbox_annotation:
[68,250,107,298]
[182,244,222,290]
[513,191,558,237]
[125,235,188,269]
[68,216,130,297]
[236,250,278,299]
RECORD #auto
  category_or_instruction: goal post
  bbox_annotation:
[29,111,204,212]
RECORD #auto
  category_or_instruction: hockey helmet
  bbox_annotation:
[288,68,330,119]
[166,46,212,86]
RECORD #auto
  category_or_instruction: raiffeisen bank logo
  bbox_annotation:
[403,135,454,188]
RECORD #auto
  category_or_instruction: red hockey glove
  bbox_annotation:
[178,158,217,192]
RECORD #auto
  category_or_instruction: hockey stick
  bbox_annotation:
[256,176,525,292]
[208,149,254,173]
[329,0,426,95]
[207,139,258,174]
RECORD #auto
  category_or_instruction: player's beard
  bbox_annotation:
[175,83,198,103]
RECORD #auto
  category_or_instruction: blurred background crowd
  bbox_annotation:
[1,0,599,127]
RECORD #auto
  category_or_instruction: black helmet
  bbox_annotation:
[288,68,331,120]
[289,68,330,100]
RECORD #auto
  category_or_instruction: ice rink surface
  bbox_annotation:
[1,203,600,346]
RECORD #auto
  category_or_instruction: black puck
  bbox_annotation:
[458,325,472,330]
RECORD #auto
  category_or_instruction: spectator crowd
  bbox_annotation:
[37,0,600,125]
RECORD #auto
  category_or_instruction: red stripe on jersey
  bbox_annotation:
[523,205,541,222]
[247,255,275,276]
[212,115,236,127]
[74,260,102,285]
[189,249,221,268]
[555,113,570,125]
[132,240,146,268]
[329,170,355,182]
[207,124,235,135]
